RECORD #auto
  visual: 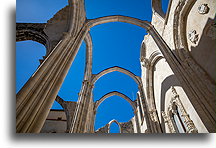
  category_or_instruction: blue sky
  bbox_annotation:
[16,0,169,133]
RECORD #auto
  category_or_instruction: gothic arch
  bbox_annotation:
[144,51,164,133]
[91,66,141,85]
[17,1,181,133]
[87,15,152,30]
[149,51,164,109]
[107,119,122,133]
[93,91,141,133]
[89,66,151,132]
[145,51,164,110]
[94,91,136,111]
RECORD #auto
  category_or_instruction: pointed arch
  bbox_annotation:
[87,15,152,30]
[94,91,136,111]
[91,66,141,85]
[107,119,122,133]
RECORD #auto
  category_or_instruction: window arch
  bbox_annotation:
[107,119,122,133]
[162,86,198,133]
[168,103,186,133]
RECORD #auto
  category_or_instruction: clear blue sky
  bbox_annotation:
[16,0,169,133]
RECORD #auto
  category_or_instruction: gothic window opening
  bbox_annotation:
[94,95,134,131]
[162,86,198,133]
[109,121,121,133]
[170,104,186,133]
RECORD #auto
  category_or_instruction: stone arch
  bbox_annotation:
[107,119,122,133]
[93,91,141,133]
[144,51,164,133]
[16,23,50,55]
[159,75,180,132]
[94,91,136,111]
[89,66,150,132]
[91,66,141,85]
[146,51,164,110]
[87,15,152,30]
[17,2,182,132]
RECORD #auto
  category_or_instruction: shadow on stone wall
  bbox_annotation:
[189,17,216,83]
[160,74,180,132]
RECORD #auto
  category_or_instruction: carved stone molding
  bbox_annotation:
[198,4,210,14]
[188,30,199,44]
[149,109,158,122]
[161,111,176,133]
[163,86,198,133]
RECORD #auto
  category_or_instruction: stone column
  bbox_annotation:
[69,80,94,133]
[16,27,88,133]
[134,109,141,133]
[138,85,153,133]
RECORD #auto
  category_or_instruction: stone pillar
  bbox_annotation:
[134,109,141,133]
[149,109,162,133]
[69,80,94,133]
[16,27,88,133]
[138,85,153,133]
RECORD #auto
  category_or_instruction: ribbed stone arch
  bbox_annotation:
[94,91,136,111]
[91,66,141,85]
